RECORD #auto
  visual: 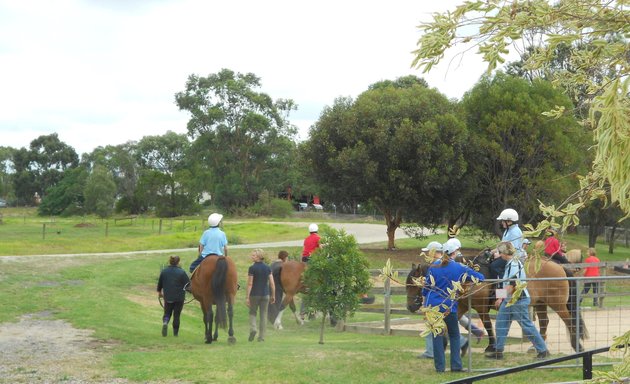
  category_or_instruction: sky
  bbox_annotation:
[0,0,490,155]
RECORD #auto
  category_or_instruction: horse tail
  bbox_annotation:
[566,276,589,341]
[212,257,228,329]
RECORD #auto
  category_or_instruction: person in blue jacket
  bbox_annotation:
[422,238,485,373]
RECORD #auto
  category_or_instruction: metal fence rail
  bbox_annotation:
[351,270,630,372]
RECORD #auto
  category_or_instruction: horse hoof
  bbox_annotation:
[228,336,236,345]
[274,324,283,330]
[205,339,213,344]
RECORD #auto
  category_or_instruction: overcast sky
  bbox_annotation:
[0,0,490,155]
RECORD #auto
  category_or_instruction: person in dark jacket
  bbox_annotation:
[157,255,190,337]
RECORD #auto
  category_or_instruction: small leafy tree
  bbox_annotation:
[84,165,117,218]
[303,228,372,344]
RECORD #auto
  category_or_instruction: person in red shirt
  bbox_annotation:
[301,223,321,262]
[581,248,601,307]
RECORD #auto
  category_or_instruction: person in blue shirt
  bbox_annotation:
[422,238,485,373]
[485,242,550,360]
[246,248,276,342]
[418,240,484,360]
[189,213,228,273]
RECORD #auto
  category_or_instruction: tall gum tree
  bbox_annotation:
[175,69,297,209]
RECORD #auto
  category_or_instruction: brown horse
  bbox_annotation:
[406,251,588,352]
[526,256,588,351]
[190,256,238,344]
[406,258,497,352]
[272,260,307,330]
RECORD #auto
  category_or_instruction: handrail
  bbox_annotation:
[444,345,618,384]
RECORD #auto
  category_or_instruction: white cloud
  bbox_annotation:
[0,0,491,154]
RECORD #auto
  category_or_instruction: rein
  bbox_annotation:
[158,291,195,308]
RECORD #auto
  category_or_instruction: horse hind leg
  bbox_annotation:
[213,307,220,341]
[479,312,496,353]
[227,299,236,344]
[205,305,214,344]
[534,304,549,342]
[289,299,304,325]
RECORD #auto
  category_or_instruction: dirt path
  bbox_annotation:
[0,312,129,384]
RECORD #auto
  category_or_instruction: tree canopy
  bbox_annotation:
[461,72,591,229]
[303,77,468,248]
[175,68,299,209]
[412,0,630,230]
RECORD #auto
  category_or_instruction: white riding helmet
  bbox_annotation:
[496,208,519,221]
[443,238,462,255]
[308,223,318,233]
[208,213,223,227]
[422,241,443,253]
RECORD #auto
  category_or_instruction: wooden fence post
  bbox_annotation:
[159,219,163,235]
[42,223,46,240]
[384,275,391,335]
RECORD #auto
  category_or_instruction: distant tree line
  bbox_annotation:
[0,68,619,247]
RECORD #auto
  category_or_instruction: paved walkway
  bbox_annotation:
[0,222,419,260]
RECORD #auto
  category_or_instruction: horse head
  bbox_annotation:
[406,263,424,313]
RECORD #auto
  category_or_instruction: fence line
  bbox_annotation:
[350,269,629,371]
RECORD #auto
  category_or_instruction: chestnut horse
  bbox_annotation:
[272,260,307,330]
[190,256,238,344]
[406,251,587,352]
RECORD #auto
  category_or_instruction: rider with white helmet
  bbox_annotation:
[490,208,524,281]
[189,213,228,273]
[302,223,320,262]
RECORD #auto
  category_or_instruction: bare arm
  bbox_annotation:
[269,273,275,304]
[246,275,253,306]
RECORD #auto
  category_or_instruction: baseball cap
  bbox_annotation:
[422,241,443,253]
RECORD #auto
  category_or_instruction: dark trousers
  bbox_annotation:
[163,301,184,334]
[581,282,599,306]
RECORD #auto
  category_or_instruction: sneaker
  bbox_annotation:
[248,330,256,342]
[536,350,551,360]
[484,351,504,360]
[162,324,168,337]
[416,353,433,359]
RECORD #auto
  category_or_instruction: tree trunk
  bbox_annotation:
[318,316,326,344]
[608,224,617,254]
[384,209,402,250]
[588,223,599,248]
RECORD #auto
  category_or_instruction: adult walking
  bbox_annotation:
[418,240,483,360]
[189,213,228,273]
[157,255,190,337]
[268,250,289,322]
[485,242,550,360]
[581,248,601,307]
[246,248,275,342]
[423,238,485,372]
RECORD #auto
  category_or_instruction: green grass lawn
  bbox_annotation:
[0,245,620,384]
[0,211,626,382]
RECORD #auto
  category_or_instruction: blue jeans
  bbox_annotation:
[431,311,462,372]
[495,296,547,353]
